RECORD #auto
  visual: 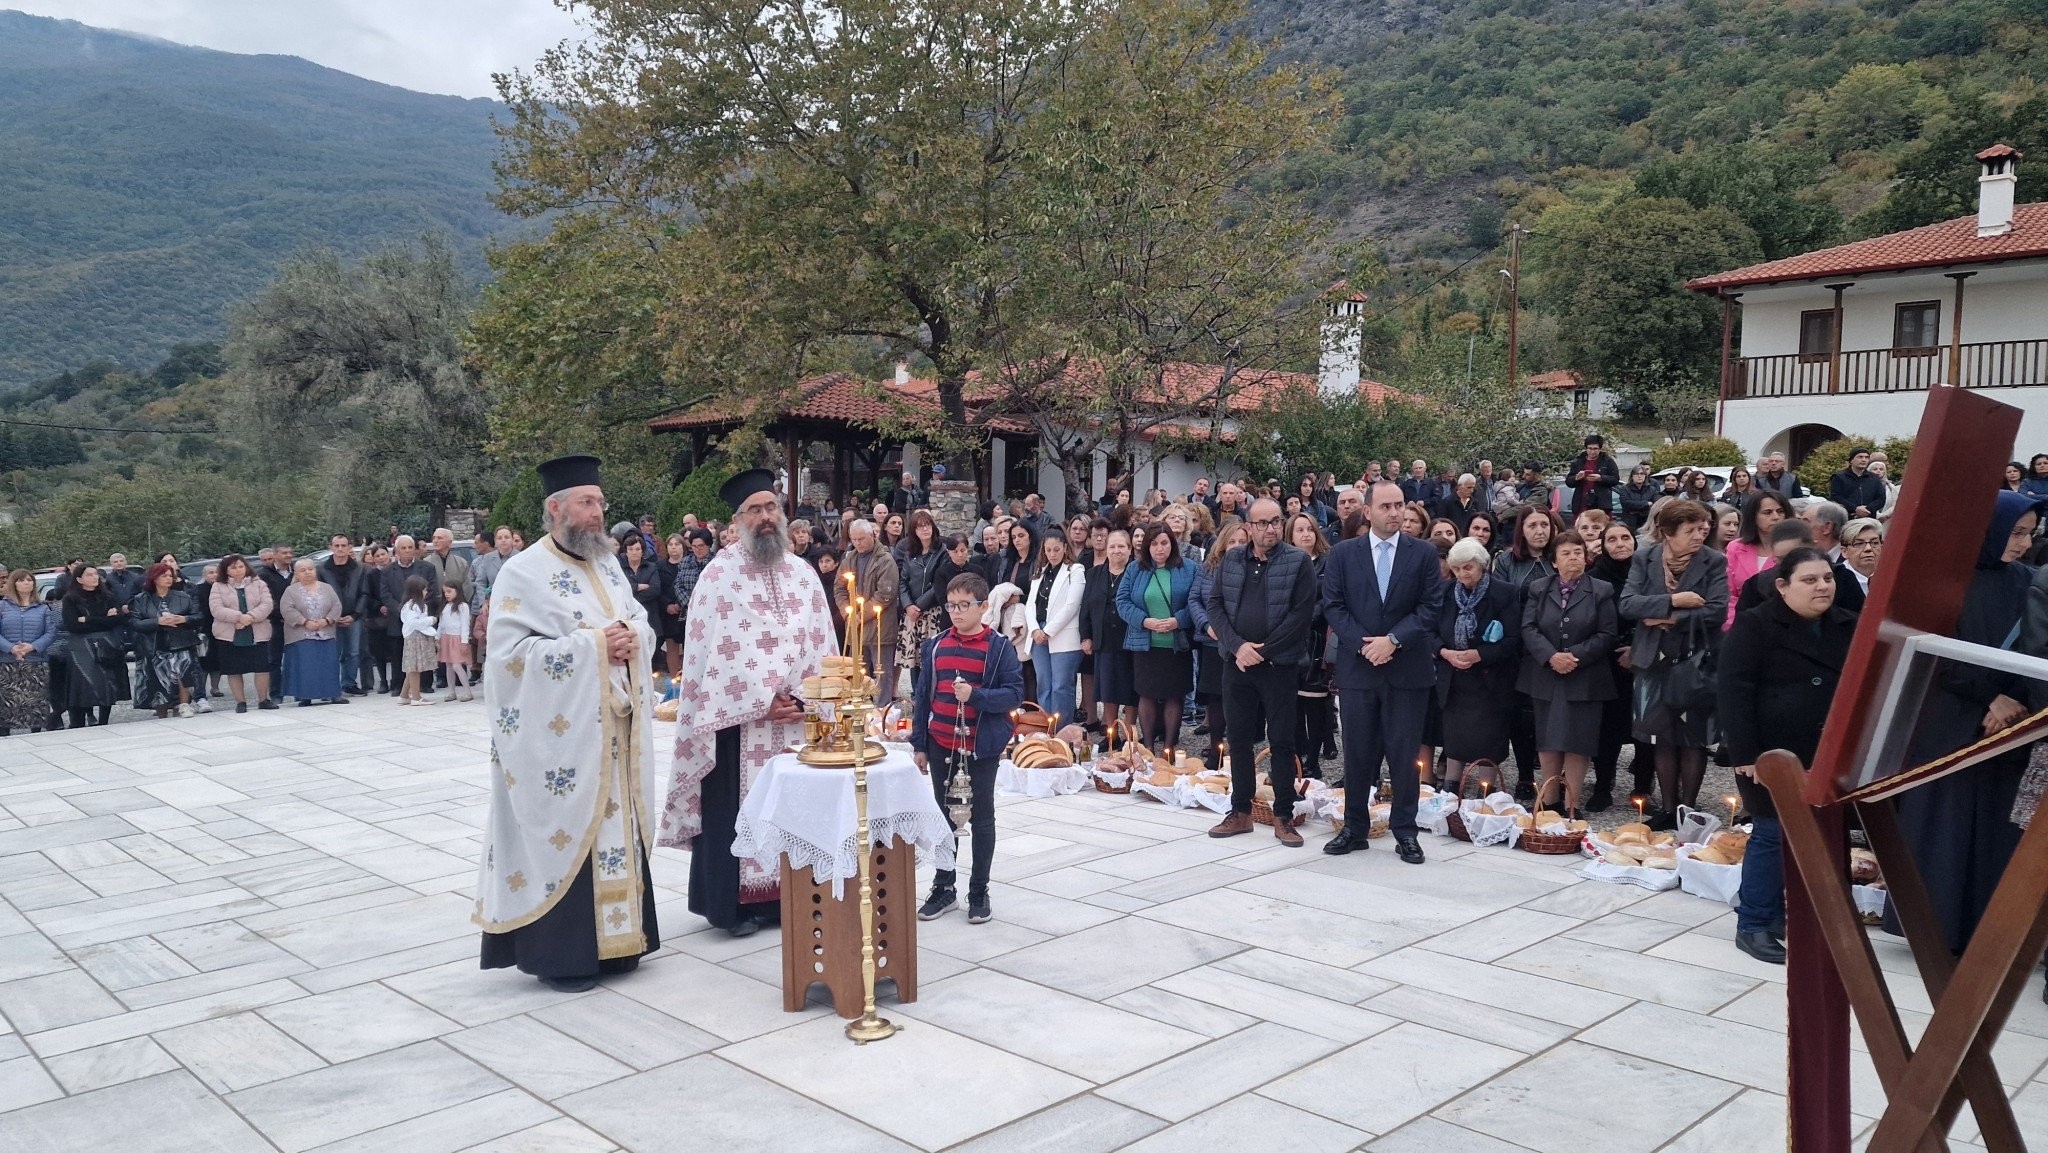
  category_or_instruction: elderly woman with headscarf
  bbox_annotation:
[132,561,205,718]
[1433,538,1521,792]
[1905,490,2048,955]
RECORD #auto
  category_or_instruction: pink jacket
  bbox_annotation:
[210,578,275,644]
[1721,539,1772,629]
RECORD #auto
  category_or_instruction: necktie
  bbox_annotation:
[1376,539,1393,604]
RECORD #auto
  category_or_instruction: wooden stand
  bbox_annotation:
[779,839,919,1018]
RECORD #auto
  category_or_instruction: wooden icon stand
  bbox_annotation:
[779,841,919,1018]
[1762,386,2048,1152]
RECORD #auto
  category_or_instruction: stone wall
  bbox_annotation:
[929,479,979,538]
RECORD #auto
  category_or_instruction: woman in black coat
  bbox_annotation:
[1590,520,1649,809]
[1718,546,1856,966]
[1080,528,1136,735]
[57,563,131,727]
[1434,538,1522,792]
[1518,530,1619,816]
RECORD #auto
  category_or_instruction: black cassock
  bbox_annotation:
[687,725,782,931]
[1891,561,2029,955]
[480,847,659,979]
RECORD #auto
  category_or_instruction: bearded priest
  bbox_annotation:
[660,468,839,938]
[475,454,662,992]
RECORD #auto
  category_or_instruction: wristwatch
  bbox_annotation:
[1389,635,1402,650]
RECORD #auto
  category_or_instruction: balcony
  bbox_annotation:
[1728,338,2048,399]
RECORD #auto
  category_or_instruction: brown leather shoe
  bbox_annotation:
[1209,811,1254,838]
[1272,816,1304,847]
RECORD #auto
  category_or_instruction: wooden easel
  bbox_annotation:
[1765,386,2048,1151]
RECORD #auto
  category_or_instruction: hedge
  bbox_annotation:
[658,458,737,535]
[1645,436,1747,472]
[1796,435,1913,494]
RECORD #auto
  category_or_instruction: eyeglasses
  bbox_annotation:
[944,602,982,613]
[1845,538,1882,549]
[1247,517,1282,529]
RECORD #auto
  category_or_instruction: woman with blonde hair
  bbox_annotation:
[0,569,56,734]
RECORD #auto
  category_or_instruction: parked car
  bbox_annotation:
[1649,466,1733,499]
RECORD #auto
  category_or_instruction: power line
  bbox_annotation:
[0,416,218,435]
[1364,248,1490,318]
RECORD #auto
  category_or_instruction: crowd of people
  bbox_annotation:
[0,527,519,730]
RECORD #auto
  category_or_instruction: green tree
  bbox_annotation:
[1526,196,1761,406]
[1633,143,1841,260]
[227,237,498,534]
[486,0,1344,507]
[1855,95,2048,236]
[1811,64,1946,160]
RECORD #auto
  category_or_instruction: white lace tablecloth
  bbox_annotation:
[731,748,955,897]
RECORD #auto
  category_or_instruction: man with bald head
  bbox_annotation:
[1205,498,1321,846]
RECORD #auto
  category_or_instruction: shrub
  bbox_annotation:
[487,467,544,539]
[659,459,736,534]
[1646,436,1746,471]
[1797,435,1913,494]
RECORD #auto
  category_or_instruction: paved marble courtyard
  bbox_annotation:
[0,698,2044,1153]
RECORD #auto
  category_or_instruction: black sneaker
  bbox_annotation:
[234,701,247,714]
[1585,789,1614,813]
[257,700,279,711]
[967,894,991,924]
[917,886,957,920]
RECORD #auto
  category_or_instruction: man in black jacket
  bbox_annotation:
[373,535,443,696]
[1828,446,1886,518]
[1204,498,1320,846]
[1754,452,1807,499]
[259,544,294,703]
[318,536,373,695]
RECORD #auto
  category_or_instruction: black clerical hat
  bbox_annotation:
[537,454,602,494]
[719,468,778,510]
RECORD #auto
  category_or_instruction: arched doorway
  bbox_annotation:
[1784,423,1844,468]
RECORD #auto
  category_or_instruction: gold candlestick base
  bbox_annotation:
[845,1013,899,1043]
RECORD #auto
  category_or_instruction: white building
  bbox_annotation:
[1520,369,1621,421]
[1688,145,2048,464]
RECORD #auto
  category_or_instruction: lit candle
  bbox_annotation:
[1725,795,1740,824]
[1634,796,1646,825]
[870,603,883,678]
[852,596,865,678]
[841,572,857,653]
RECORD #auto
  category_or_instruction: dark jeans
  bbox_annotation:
[1222,661,1300,819]
[1295,693,1335,780]
[267,630,284,700]
[1735,814,1783,934]
[925,741,997,898]
[337,619,366,689]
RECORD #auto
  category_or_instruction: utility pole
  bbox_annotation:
[1504,223,1522,391]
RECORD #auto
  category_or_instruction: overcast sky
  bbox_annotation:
[10,0,583,98]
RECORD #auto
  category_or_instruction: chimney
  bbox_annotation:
[1319,282,1366,395]
[895,361,911,386]
[1977,144,2022,238]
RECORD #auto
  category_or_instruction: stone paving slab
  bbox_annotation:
[0,698,2043,1151]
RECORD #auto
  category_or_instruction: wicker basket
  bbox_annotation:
[1247,748,1307,827]
[1518,777,1584,855]
[1444,760,1500,843]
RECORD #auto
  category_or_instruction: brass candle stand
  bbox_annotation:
[795,638,898,1043]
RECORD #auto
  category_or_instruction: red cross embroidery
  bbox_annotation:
[716,634,742,663]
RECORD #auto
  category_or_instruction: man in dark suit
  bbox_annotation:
[1320,480,1444,863]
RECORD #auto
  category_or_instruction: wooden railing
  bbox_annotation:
[1729,339,2048,399]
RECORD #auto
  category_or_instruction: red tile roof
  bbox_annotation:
[1526,369,1582,391]
[1686,203,2048,291]
[648,360,1410,436]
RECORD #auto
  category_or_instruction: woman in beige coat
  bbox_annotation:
[209,554,276,712]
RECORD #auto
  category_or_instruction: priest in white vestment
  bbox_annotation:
[660,469,839,937]
[475,454,661,992]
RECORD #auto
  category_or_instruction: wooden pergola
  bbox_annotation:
[647,373,1029,517]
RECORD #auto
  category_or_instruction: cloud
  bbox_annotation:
[10,0,583,97]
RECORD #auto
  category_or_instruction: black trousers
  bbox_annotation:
[926,741,997,897]
[1295,694,1335,779]
[266,630,284,699]
[1338,683,1427,835]
[1222,661,1300,818]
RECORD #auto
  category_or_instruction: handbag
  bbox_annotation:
[1660,616,1718,713]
